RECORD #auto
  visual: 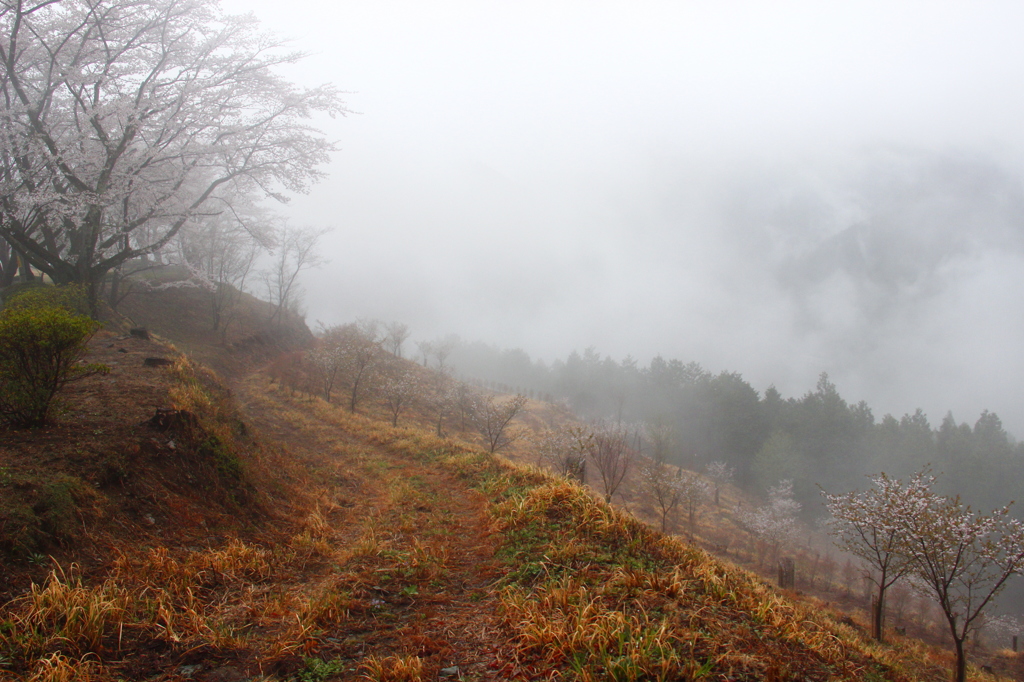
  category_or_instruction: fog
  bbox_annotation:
[221,0,1024,433]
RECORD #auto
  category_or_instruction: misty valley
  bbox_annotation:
[5,0,1024,680]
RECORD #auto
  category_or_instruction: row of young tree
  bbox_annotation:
[445,341,1024,517]
[273,320,530,455]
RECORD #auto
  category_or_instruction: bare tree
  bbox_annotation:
[587,423,634,504]
[416,340,433,368]
[823,472,916,642]
[429,335,458,374]
[640,457,682,533]
[174,198,270,335]
[451,381,476,432]
[263,225,329,326]
[0,0,345,310]
[384,321,411,358]
[473,393,528,453]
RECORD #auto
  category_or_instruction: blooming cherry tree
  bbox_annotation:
[823,472,916,641]
[472,393,528,454]
[895,474,1024,682]
[828,469,1024,681]
[0,0,345,308]
[677,470,712,539]
[379,364,417,427]
[740,480,801,567]
[705,460,734,507]
[534,424,590,483]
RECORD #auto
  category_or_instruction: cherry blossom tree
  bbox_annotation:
[534,424,590,483]
[307,342,345,403]
[0,0,345,310]
[472,393,528,453]
[425,372,456,437]
[739,480,801,567]
[384,321,411,359]
[379,363,417,427]
[315,322,382,412]
[677,470,712,539]
[705,460,734,507]
[823,472,916,642]
[895,473,1024,682]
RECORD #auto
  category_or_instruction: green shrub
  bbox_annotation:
[198,433,245,480]
[0,306,106,428]
[0,501,42,555]
[36,475,89,539]
[1,283,90,316]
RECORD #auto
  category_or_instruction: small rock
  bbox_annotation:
[146,408,198,432]
[205,666,245,682]
[178,664,201,678]
[129,327,150,340]
[439,666,460,678]
[143,357,173,367]
[144,514,156,526]
[118,348,128,353]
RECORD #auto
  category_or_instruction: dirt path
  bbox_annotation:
[233,372,511,681]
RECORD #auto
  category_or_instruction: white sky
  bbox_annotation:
[220,0,1024,434]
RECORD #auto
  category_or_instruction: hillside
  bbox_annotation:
[0,285,1012,681]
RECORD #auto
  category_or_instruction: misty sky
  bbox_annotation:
[220,0,1024,435]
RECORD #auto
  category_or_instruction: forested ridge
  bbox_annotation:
[447,341,1023,515]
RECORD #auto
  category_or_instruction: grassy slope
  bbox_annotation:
[0,283,1006,681]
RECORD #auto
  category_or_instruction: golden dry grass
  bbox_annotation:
[0,355,986,681]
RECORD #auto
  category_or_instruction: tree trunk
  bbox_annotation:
[348,378,360,411]
[18,254,35,282]
[108,270,121,309]
[85,278,100,317]
[873,580,886,642]
[953,636,966,682]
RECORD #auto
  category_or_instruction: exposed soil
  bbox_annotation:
[225,371,511,680]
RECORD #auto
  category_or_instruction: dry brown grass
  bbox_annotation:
[24,653,100,682]
[0,336,978,681]
[359,654,425,681]
[487,478,947,681]
[0,566,127,665]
